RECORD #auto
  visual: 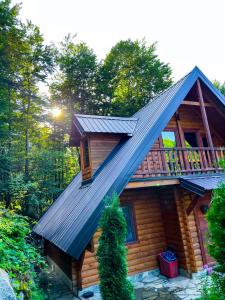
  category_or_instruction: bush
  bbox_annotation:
[201,183,225,299]
[97,194,134,300]
[0,208,47,299]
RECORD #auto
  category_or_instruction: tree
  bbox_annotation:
[97,194,134,300]
[0,19,56,216]
[17,21,54,182]
[51,35,99,122]
[0,0,78,218]
[0,0,22,208]
[213,80,225,96]
[206,183,225,299]
[97,39,172,116]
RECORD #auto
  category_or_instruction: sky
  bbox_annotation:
[13,0,225,84]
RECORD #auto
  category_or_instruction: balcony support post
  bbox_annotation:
[175,112,190,171]
[196,80,217,168]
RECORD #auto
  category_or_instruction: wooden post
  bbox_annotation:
[175,112,185,147]
[196,80,217,167]
[174,188,195,273]
[175,112,190,171]
[186,195,200,216]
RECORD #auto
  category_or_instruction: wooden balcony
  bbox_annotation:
[134,147,225,178]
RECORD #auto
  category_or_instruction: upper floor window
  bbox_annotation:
[121,203,137,243]
[83,139,90,168]
[161,131,177,148]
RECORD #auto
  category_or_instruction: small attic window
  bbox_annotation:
[83,139,90,168]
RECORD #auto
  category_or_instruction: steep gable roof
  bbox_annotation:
[33,66,225,260]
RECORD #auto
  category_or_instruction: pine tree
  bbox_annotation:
[206,183,225,298]
[97,194,134,300]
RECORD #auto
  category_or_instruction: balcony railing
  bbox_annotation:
[134,147,225,177]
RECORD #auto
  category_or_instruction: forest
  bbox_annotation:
[0,0,175,218]
[1,0,225,299]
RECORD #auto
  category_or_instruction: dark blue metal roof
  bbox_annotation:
[33,66,225,260]
[74,114,137,135]
[180,174,225,196]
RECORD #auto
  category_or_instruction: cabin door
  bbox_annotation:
[195,194,214,266]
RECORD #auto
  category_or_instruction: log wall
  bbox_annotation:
[174,188,204,273]
[89,134,121,171]
[46,187,206,290]
[182,191,204,271]
[81,189,167,288]
[159,188,188,271]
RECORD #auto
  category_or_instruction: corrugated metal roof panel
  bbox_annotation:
[33,66,225,260]
[74,114,137,136]
[180,174,225,196]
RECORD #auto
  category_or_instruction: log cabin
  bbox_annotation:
[34,66,225,296]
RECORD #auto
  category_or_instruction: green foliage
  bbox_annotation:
[51,34,99,118]
[0,0,78,217]
[207,184,225,267]
[162,138,176,148]
[204,183,225,298]
[97,194,134,300]
[0,208,46,299]
[213,80,225,96]
[199,275,223,300]
[97,39,172,116]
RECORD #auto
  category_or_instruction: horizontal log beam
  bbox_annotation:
[182,100,212,107]
[126,179,179,189]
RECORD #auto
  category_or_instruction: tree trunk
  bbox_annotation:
[6,83,12,208]
[25,88,31,182]
[23,82,31,216]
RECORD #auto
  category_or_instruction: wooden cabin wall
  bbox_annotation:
[182,192,204,271]
[175,189,204,273]
[167,106,205,131]
[80,189,167,288]
[89,134,121,171]
[159,188,188,271]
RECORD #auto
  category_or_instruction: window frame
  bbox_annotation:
[161,128,180,148]
[121,202,138,245]
[82,137,90,169]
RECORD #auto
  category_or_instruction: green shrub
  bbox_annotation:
[97,194,134,300]
[0,208,47,299]
[203,183,225,299]
[200,274,224,300]
[207,184,225,270]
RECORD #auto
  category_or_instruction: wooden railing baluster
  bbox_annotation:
[139,147,225,177]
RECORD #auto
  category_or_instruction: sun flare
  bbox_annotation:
[51,107,62,118]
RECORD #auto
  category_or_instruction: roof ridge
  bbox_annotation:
[133,71,191,117]
[75,114,137,121]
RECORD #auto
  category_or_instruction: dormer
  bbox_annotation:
[70,114,137,183]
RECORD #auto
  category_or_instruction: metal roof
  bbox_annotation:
[74,114,137,135]
[33,66,225,260]
[180,174,225,196]
[70,115,138,146]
